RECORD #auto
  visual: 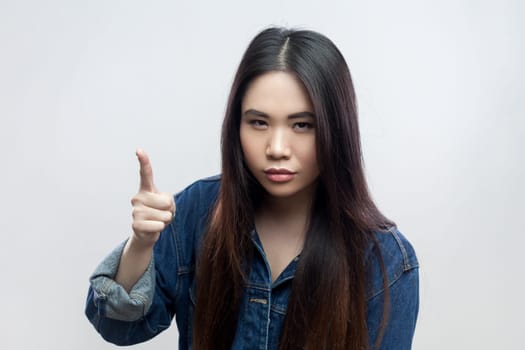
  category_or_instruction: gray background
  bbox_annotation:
[1,0,523,349]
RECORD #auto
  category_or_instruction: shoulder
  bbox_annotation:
[175,174,222,198]
[171,173,222,238]
[365,227,420,348]
[173,174,221,213]
[365,226,419,300]
[155,175,222,270]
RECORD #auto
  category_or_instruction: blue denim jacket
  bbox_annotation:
[85,175,419,349]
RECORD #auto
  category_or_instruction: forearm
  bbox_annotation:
[115,235,155,293]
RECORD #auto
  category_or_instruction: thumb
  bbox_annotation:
[136,148,157,192]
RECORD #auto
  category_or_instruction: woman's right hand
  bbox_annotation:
[130,149,176,247]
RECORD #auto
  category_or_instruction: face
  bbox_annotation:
[240,71,319,201]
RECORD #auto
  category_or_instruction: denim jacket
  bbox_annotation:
[85,175,419,349]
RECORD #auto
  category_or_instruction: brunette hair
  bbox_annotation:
[193,26,395,350]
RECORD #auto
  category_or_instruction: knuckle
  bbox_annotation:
[131,206,143,219]
[131,205,145,218]
[159,193,173,209]
[131,193,144,206]
[132,221,141,232]
[162,197,172,209]
[153,221,164,233]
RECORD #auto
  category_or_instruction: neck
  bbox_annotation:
[258,183,316,225]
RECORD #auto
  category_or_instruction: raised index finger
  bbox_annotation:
[136,148,156,192]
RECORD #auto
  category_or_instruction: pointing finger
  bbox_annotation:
[136,148,157,192]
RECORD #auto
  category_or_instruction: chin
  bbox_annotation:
[265,189,300,198]
[260,181,317,200]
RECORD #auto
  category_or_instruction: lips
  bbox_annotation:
[264,168,297,182]
[264,168,296,175]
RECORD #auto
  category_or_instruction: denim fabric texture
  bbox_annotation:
[85,175,419,349]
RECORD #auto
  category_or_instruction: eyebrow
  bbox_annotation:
[243,109,316,120]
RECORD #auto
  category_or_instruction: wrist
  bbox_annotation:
[127,233,157,253]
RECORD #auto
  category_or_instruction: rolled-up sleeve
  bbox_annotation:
[87,239,156,322]
[85,224,178,346]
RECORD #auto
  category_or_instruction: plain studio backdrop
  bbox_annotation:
[1,0,523,349]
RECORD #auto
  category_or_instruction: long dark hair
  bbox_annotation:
[193,26,395,350]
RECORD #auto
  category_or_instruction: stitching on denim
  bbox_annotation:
[367,267,419,302]
[170,208,183,299]
[129,291,147,305]
[366,230,406,300]
[244,283,272,292]
[200,174,221,182]
[178,266,194,275]
[270,303,287,315]
[101,276,113,296]
[389,227,410,271]
[272,275,294,289]
[367,267,403,301]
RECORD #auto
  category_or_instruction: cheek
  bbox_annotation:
[239,126,248,153]
[240,128,256,164]
[297,138,318,169]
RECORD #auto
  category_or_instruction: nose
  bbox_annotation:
[265,128,291,159]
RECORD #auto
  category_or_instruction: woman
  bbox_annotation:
[85,26,419,350]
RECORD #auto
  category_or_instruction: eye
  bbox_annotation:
[249,119,268,129]
[293,122,314,131]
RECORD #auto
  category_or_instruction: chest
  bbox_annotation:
[184,240,298,350]
[256,224,304,283]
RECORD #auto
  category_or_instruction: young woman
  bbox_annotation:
[85,27,419,350]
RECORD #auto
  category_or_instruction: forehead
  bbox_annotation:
[241,71,314,114]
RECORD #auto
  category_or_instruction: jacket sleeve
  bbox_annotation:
[84,216,180,346]
[366,228,420,350]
